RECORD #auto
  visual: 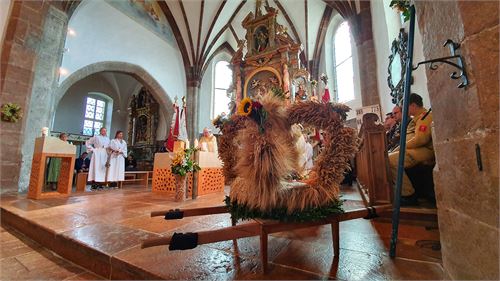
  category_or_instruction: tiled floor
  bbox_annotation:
[1,184,443,280]
[0,225,103,280]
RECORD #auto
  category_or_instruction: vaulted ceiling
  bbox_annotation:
[156,0,362,80]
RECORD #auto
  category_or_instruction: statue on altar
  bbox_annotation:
[254,26,269,52]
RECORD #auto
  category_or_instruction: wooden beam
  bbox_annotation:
[151,205,229,218]
[196,0,205,63]
[311,6,333,78]
[200,0,246,69]
[273,0,302,46]
[158,1,191,69]
[179,0,196,65]
[229,24,239,43]
[200,0,227,65]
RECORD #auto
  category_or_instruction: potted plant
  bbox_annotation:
[171,148,200,201]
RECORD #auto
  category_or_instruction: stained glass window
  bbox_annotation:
[213,61,232,118]
[82,96,106,136]
[333,21,355,103]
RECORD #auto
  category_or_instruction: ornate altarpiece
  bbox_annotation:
[230,2,311,103]
[127,87,159,169]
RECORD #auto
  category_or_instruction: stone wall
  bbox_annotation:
[0,1,69,192]
[415,1,499,279]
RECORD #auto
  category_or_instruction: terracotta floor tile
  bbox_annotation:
[0,233,42,259]
[63,271,105,280]
[2,249,85,280]
[207,235,291,262]
[60,223,160,255]
[112,244,258,280]
[118,214,202,234]
[34,212,94,233]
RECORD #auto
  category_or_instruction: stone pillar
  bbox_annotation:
[17,6,68,192]
[186,82,200,145]
[352,2,380,107]
[0,2,68,192]
[414,1,499,279]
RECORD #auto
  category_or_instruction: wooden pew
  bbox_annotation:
[75,171,150,191]
[355,113,392,206]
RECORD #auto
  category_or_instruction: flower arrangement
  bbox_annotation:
[389,0,411,22]
[212,113,229,130]
[171,148,200,176]
[1,103,23,123]
[237,97,267,133]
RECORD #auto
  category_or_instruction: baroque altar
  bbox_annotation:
[230,2,313,104]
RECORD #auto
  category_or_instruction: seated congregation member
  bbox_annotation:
[388,94,434,206]
[47,133,69,190]
[157,140,169,153]
[198,127,218,152]
[86,127,110,189]
[125,155,137,171]
[75,152,90,173]
[385,106,402,152]
[108,131,127,186]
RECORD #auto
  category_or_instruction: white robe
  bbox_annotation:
[305,142,314,170]
[108,139,127,182]
[86,135,110,182]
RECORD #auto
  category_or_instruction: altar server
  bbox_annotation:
[108,131,127,183]
[86,127,110,184]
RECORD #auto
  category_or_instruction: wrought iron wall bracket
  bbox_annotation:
[413,39,469,88]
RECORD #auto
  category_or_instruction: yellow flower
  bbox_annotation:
[237,97,252,116]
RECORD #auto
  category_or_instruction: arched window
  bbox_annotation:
[82,96,106,136]
[212,61,232,118]
[333,21,355,102]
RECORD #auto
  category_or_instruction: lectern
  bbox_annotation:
[28,136,76,199]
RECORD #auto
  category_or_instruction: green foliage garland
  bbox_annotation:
[1,103,23,123]
[224,196,344,223]
[389,0,411,22]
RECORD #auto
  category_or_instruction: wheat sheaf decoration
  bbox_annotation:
[218,95,358,221]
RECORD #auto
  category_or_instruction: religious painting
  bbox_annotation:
[245,69,281,98]
[254,25,269,53]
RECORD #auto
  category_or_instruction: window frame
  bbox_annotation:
[211,60,232,119]
[332,21,355,103]
[82,96,107,136]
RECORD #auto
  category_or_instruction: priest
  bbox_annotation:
[86,127,110,189]
[198,127,218,152]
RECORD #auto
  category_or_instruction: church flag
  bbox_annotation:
[178,105,188,142]
[166,104,179,152]
[322,87,331,104]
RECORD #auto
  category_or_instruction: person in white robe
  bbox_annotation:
[108,131,127,183]
[86,127,110,184]
[305,136,314,171]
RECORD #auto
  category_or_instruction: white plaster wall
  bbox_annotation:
[59,0,186,101]
[0,0,12,51]
[198,52,232,135]
[372,0,430,115]
[53,74,167,141]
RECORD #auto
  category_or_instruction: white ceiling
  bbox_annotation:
[163,0,336,69]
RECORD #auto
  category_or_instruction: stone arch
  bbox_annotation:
[54,61,174,117]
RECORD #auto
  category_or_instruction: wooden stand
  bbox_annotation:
[143,204,391,273]
[28,136,76,199]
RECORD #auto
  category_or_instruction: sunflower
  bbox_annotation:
[237,97,253,116]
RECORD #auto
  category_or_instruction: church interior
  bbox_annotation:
[0,0,498,280]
